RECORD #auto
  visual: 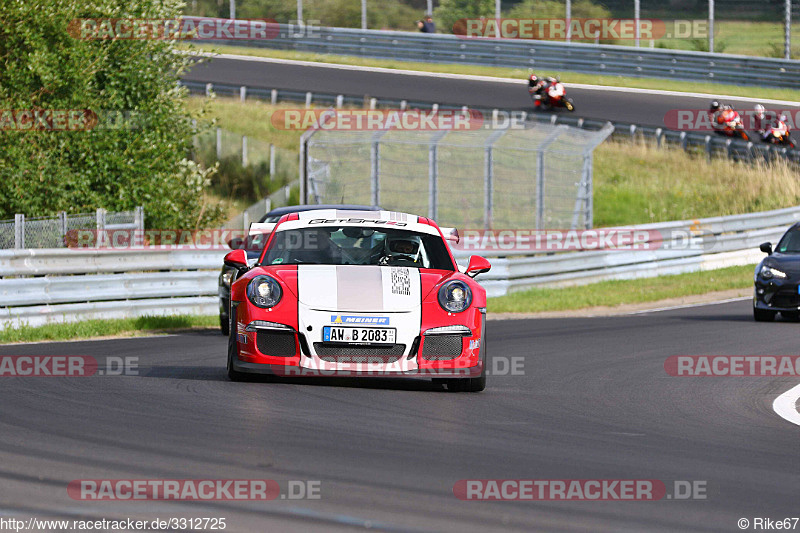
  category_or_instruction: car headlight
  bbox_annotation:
[247,275,282,308]
[760,265,787,279]
[438,280,472,313]
[221,269,234,288]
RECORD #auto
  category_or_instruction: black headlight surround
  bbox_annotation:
[247,275,283,308]
[438,280,473,313]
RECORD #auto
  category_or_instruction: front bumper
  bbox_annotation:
[232,308,485,378]
[754,278,800,312]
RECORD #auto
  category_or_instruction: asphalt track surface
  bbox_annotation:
[182,55,800,127]
[1,299,798,532]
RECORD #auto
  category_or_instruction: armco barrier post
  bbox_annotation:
[95,208,106,249]
[134,206,144,231]
[58,211,67,245]
[14,214,24,250]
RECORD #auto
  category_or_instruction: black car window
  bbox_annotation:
[776,229,800,253]
[261,226,455,270]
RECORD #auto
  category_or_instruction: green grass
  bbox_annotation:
[190,98,800,227]
[187,98,306,152]
[183,43,800,102]
[487,265,753,313]
[626,21,799,57]
[593,139,800,226]
[0,315,218,344]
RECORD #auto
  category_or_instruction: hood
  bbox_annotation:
[766,253,800,275]
[297,265,438,312]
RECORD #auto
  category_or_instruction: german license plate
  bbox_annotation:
[323,326,396,344]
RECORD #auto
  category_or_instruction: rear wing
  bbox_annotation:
[440,227,460,244]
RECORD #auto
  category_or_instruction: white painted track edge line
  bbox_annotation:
[625,296,751,315]
[191,51,800,107]
[773,383,800,427]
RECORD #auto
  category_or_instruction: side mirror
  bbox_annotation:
[465,255,491,278]
[759,242,773,255]
[224,249,249,272]
[227,237,243,250]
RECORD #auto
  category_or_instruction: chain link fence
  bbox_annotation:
[193,127,299,179]
[221,180,301,230]
[0,208,143,250]
[192,127,301,229]
[301,120,613,230]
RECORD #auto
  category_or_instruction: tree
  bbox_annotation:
[434,0,495,35]
[0,0,223,229]
[506,0,610,20]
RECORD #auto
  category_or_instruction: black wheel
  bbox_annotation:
[220,313,229,335]
[565,99,575,112]
[227,306,249,381]
[754,307,776,322]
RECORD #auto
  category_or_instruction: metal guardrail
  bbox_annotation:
[2,204,796,327]
[0,247,226,328]
[181,80,800,165]
[452,205,800,297]
[196,22,800,89]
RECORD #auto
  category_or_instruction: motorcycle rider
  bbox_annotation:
[529,74,559,106]
[753,104,769,138]
[709,100,741,135]
[764,114,791,144]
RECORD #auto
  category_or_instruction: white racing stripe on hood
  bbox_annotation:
[298,265,421,312]
[297,265,338,310]
[337,265,383,310]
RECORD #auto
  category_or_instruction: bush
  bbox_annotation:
[434,0,495,36]
[506,0,610,20]
[188,0,420,31]
[0,0,224,229]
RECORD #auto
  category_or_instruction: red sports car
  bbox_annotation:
[223,209,491,392]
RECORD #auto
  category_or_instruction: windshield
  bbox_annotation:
[261,226,455,270]
[776,228,800,253]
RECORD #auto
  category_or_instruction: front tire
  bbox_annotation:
[227,306,249,381]
[754,307,776,322]
[565,99,575,112]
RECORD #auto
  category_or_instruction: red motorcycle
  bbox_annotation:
[713,107,749,141]
[530,80,575,112]
[763,118,796,148]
